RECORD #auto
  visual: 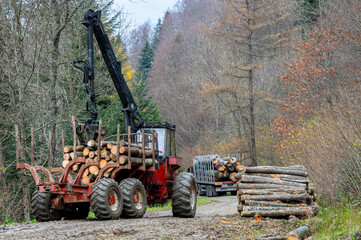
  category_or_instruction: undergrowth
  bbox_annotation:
[310,201,361,239]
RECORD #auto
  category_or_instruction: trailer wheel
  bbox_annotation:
[172,172,197,218]
[31,191,62,222]
[119,178,147,218]
[90,178,123,220]
[64,203,90,220]
[197,184,206,196]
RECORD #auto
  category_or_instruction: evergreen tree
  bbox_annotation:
[295,0,320,28]
[138,40,153,80]
[130,36,161,122]
[151,18,162,49]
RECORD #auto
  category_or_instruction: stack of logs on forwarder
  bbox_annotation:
[236,165,318,218]
[213,157,245,182]
[62,140,157,185]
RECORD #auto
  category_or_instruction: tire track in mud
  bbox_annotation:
[0,195,237,240]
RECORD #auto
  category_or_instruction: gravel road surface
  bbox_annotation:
[0,195,238,240]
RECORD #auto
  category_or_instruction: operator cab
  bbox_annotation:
[137,121,176,159]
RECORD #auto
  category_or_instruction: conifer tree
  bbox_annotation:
[131,39,161,122]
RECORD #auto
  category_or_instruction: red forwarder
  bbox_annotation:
[16,9,197,221]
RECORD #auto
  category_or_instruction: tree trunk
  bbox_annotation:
[246,0,257,167]
[242,206,316,213]
[242,167,308,177]
[238,189,307,195]
[240,193,312,203]
[237,183,305,191]
[16,119,31,221]
[240,175,307,188]
[241,208,312,217]
[244,200,309,208]
[286,225,312,240]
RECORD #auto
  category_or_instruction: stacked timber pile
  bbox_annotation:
[236,165,317,218]
[213,157,244,182]
[62,140,157,185]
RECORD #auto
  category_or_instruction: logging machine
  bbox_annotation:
[16,9,197,221]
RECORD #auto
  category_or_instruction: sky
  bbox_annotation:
[115,0,179,27]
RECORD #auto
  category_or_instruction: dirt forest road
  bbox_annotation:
[0,196,239,240]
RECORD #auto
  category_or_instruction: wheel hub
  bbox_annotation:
[134,189,143,210]
[108,188,119,211]
[109,194,115,205]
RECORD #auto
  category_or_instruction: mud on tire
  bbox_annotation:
[119,178,147,218]
[90,178,123,220]
[171,172,197,218]
[31,191,62,222]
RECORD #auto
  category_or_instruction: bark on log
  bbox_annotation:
[228,164,235,172]
[223,168,229,178]
[111,145,157,158]
[244,200,309,208]
[240,175,307,188]
[238,189,307,195]
[215,163,225,171]
[248,173,309,181]
[215,170,224,180]
[237,183,306,191]
[244,167,308,177]
[64,146,84,153]
[257,235,286,240]
[118,156,156,167]
[241,209,312,217]
[242,206,316,213]
[241,194,312,203]
[286,225,312,240]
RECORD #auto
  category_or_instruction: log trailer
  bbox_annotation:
[193,155,238,197]
[16,9,197,221]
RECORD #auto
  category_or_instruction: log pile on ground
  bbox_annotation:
[236,165,317,218]
[62,140,157,185]
[256,224,312,240]
[213,157,244,182]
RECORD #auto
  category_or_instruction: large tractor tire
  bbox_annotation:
[31,191,62,222]
[90,178,123,220]
[171,172,197,218]
[63,203,90,220]
[119,178,147,218]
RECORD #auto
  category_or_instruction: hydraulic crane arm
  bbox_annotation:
[75,9,144,135]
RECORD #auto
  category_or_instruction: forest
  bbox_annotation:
[0,0,360,230]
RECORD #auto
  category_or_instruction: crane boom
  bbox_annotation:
[76,9,144,135]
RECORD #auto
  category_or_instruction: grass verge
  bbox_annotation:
[147,196,215,212]
[310,201,361,239]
